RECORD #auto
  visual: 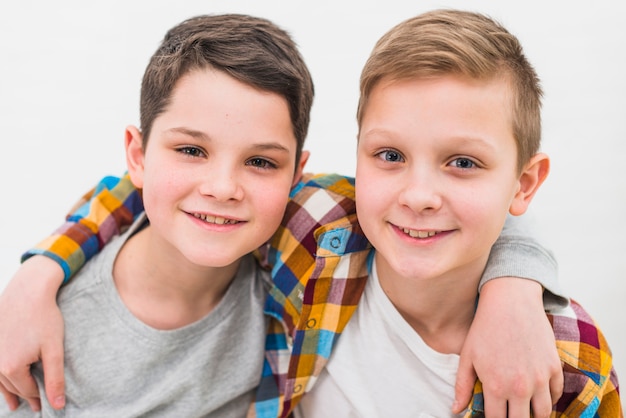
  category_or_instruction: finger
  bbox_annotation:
[24,396,42,412]
[549,364,564,404]
[0,368,42,412]
[1,366,39,399]
[0,383,20,411]
[41,342,66,410]
[0,373,18,397]
[506,397,532,418]
[482,393,507,418]
[453,357,477,413]
[530,388,553,418]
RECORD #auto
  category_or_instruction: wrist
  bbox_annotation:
[19,256,65,295]
[480,276,543,306]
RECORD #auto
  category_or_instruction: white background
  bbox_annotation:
[1,0,624,402]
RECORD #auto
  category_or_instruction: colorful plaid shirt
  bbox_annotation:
[25,173,621,417]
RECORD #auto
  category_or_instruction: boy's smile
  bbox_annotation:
[191,212,242,225]
[356,74,523,288]
[125,68,305,277]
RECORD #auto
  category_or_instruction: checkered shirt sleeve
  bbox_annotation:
[22,173,143,282]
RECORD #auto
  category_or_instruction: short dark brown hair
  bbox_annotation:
[140,14,314,166]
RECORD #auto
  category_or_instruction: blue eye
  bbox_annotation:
[377,150,404,162]
[450,158,475,169]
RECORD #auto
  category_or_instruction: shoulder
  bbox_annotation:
[59,214,147,303]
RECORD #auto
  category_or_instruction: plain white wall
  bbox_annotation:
[1,0,624,402]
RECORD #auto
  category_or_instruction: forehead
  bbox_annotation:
[359,75,516,155]
[364,74,512,128]
[172,68,289,109]
[152,69,296,149]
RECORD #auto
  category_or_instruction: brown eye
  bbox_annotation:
[177,146,205,158]
[246,157,276,169]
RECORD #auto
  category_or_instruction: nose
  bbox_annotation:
[397,165,443,213]
[198,161,244,202]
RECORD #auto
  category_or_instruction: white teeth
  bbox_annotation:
[193,213,238,225]
[402,228,438,238]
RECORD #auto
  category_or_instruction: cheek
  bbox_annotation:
[140,161,186,211]
[251,180,292,226]
[458,182,513,232]
[356,164,383,206]
[356,176,387,232]
[356,187,378,216]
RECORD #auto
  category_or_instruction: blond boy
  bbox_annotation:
[298,10,621,417]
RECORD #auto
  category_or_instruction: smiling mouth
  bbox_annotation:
[193,213,241,225]
[401,228,440,239]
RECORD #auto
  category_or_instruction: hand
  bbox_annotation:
[452,278,563,418]
[0,256,66,411]
[0,380,20,411]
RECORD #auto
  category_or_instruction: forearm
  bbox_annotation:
[0,256,67,411]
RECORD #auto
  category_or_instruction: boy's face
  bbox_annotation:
[126,68,306,269]
[356,75,525,283]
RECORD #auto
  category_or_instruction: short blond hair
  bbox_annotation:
[357,9,542,170]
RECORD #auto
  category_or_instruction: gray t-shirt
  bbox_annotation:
[3,215,269,417]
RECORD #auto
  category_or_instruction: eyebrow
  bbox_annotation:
[166,127,291,153]
[167,127,209,141]
[362,128,499,150]
[447,135,499,152]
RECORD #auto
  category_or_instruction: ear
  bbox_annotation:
[291,150,310,187]
[509,153,550,216]
[125,125,145,189]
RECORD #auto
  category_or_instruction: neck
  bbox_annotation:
[113,226,241,330]
[375,251,488,354]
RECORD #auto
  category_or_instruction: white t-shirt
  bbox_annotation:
[297,258,462,418]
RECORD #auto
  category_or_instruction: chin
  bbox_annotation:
[185,250,242,269]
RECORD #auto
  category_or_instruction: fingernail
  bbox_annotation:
[54,396,66,408]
